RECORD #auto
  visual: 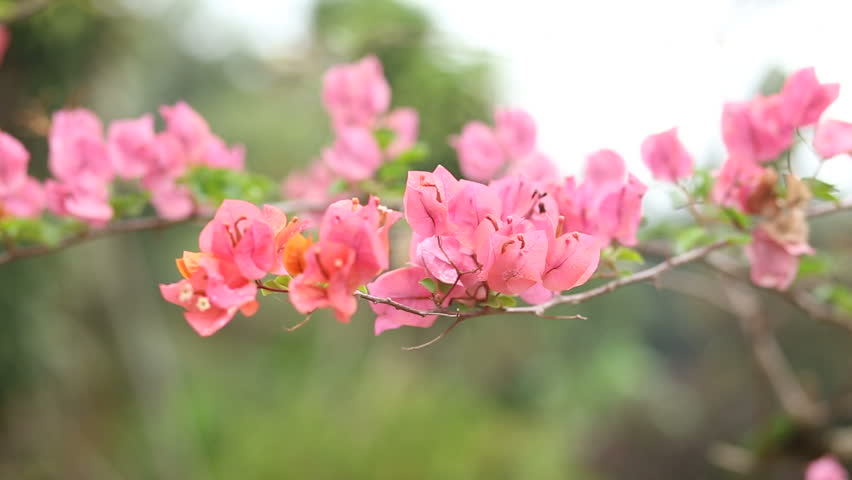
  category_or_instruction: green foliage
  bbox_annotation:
[797,255,834,277]
[802,178,840,202]
[110,190,151,219]
[0,217,62,246]
[377,143,429,185]
[815,284,852,315]
[613,246,645,265]
[673,226,713,253]
[373,128,396,149]
[691,168,714,201]
[181,166,274,207]
[419,278,437,293]
[720,207,753,230]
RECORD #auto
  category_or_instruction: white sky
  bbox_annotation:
[168,0,852,193]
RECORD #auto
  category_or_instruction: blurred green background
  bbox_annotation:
[1,1,851,478]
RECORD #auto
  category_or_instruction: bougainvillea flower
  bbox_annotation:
[45,180,113,226]
[403,166,459,238]
[160,255,258,336]
[806,456,849,480]
[0,26,9,66]
[446,180,502,246]
[108,114,158,180]
[482,230,548,295]
[505,151,560,184]
[814,119,852,158]
[584,149,628,202]
[48,108,113,188]
[711,156,766,212]
[322,55,391,131]
[746,227,803,290]
[722,98,793,163]
[261,204,307,275]
[383,107,419,157]
[323,127,383,182]
[288,240,358,322]
[203,136,245,170]
[150,183,195,221]
[414,235,477,285]
[542,231,601,292]
[0,130,29,195]
[282,233,313,276]
[594,174,647,246]
[198,199,276,280]
[0,177,45,218]
[641,127,694,182]
[781,67,839,127]
[452,121,505,182]
[495,108,537,158]
[368,265,442,335]
[159,101,211,162]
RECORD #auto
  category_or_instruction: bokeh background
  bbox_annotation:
[1,0,851,478]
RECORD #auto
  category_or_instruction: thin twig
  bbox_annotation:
[402,316,464,351]
[807,198,852,218]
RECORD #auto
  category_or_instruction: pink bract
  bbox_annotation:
[322,55,391,131]
[806,456,849,480]
[0,131,29,195]
[641,127,694,182]
[814,119,852,158]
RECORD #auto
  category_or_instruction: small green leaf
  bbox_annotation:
[724,232,753,246]
[692,169,714,201]
[357,285,368,294]
[419,278,437,293]
[497,295,518,308]
[110,191,150,218]
[274,275,292,288]
[614,247,644,264]
[802,178,840,202]
[373,128,396,149]
[797,255,833,277]
[720,207,753,229]
[674,226,711,253]
[328,178,349,195]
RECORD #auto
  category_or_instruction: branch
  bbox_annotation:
[0,198,328,266]
[807,198,852,218]
[0,216,197,265]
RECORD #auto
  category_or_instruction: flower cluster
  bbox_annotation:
[806,456,848,480]
[283,56,419,203]
[712,67,839,289]
[451,108,559,183]
[0,102,244,227]
[160,200,306,335]
[368,165,601,335]
[0,25,9,67]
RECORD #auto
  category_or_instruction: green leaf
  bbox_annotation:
[497,295,517,308]
[0,218,64,247]
[797,255,833,277]
[373,128,396,150]
[692,169,714,201]
[720,207,753,229]
[394,143,429,164]
[181,166,274,207]
[674,226,711,253]
[614,246,644,264]
[802,178,840,202]
[357,285,368,294]
[815,284,852,315]
[724,232,753,246]
[274,275,292,288]
[327,178,349,195]
[110,191,150,218]
[419,278,437,293]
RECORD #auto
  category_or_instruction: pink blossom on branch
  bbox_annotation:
[0,131,30,195]
[1,177,45,219]
[806,456,849,480]
[814,119,852,158]
[746,226,811,291]
[48,109,113,188]
[641,127,694,182]
[0,26,9,66]
[322,55,391,131]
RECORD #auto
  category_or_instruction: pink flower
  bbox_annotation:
[746,227,804,290]
[711,156,766,211]
[322,127,382,182]
[806,456,849,480]
[446,180,502,246]
[159,101,211,163]
[1,177,45,218]
[289,197,400,323]
[203,136,245,170]
[0,130,29,195]
[48,109,113,188]
[368,265,441,335]
[108,114,157,180]
[403,166,459,238]
[814,119,852,158]
[452,121,505,182]
[45,180,113,226]
[322,55,391,131]
[383,107,419,157]
[198,199,276,280]
[722,98,793,163]
[150,183,195,221]
[141,133,188,189]
[594,174,647,246]
[481,230,548,295]
[160,254,258,336]
[0,26,9,66]
[495,108,537,158]
[542,231,601,292]
[584,149,628,202]
[641,127,694,182]
[506,151,560,184]
[781,67,839,127]
[414,235,477,285]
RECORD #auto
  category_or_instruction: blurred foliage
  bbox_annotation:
[0,1,851,479]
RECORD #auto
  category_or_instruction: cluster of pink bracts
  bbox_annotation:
[0,101,243,225]
[160,196,399,336]
[283,55,419,204]
[712,67,843,289]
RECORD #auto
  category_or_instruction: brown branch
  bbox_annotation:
[807,198,852,218]
[0,216,197,265]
